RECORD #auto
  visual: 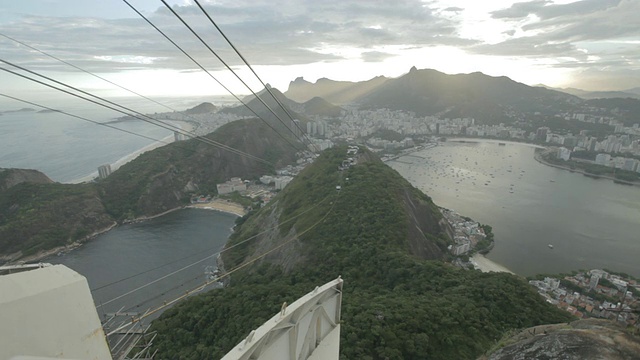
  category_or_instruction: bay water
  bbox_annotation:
[389,140,640,277]
[6,97,639,316]
[50,208,237,320]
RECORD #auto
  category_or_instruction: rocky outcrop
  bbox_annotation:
[402,188,447,260]
[0,168,53,191]
[482,319,640,360]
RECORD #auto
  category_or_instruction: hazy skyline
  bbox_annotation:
[1,0,638,102]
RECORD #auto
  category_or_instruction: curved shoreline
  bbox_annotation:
[471,254,514,275]
[533,150,640,188]
[445,138,639,188]
[5,199,245,265]
[446,137,545,149]
[67,120,197,184]
[2,222,118,265]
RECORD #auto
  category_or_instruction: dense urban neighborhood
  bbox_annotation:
[153,95,640,183]
[530,270,639,327]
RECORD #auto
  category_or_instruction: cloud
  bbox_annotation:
[490,0,550,19]
[491,0,622,21]
[487,0,639,44]
[442,7,464,13]
[472,37,579,57]
[2,0,637,91]
[360,51,394,62]
[0,0,468,74]
[567,67,640,91]
[472,0,639,80]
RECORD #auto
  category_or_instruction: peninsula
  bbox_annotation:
[150,146,573,359]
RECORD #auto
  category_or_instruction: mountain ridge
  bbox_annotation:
[285,67,582,124]
[535,84,640,100]
[0,168,53,191]
[285,75,389,104]
[297,96,343,117]
[150,146,574,359]
[183,102,217,114]
[223,146,452,273]
[0,119,299,261]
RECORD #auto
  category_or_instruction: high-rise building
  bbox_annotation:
[291,119,302,138]
[595,153,611,166]
[544,277,560,289]
[623,158,637,171]
[217,177,247,194]
[174,131,188,141]
[274,176,293,190]
[536,127,549,141]
[318,121,327,136]
[97,164,112,179]
[589,274,600,290]
[557,147,571,161]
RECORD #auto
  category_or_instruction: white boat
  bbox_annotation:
[548,244,554,249]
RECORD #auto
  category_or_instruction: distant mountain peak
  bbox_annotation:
[285,75,389,104]
[300,96,343,117]
[409,66,418,73]
[183,102,217,115]
[354,67,581,122]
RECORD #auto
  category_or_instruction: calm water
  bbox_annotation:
[0,109,171,182]
[389,140,640,277]
[0,96,237,182]
[50,209,237,320]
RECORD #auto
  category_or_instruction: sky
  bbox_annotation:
[1,0,639,104]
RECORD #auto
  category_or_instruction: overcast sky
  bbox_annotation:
[1,0,638,102]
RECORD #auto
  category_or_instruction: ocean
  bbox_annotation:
[0,95,237,183]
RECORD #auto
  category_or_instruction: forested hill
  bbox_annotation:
[150,146,573,359]
[182,102,217,114]
[0,168,53,191]
[220,87,310,126]
[99,118,298,220]
[0,118,299,261]
[356,67,580,123]
[285,67,583,124]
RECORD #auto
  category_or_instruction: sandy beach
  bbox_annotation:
[471,254,514,274]
[67,120,196,184]
[187,199,247,217]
